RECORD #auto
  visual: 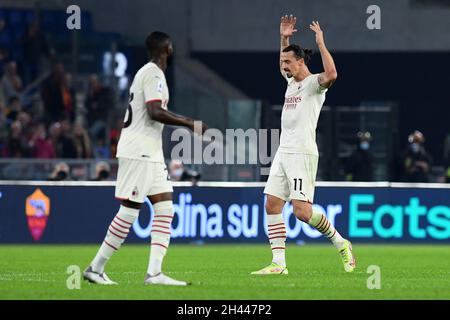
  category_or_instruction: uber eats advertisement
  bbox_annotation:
[0,184,449,243]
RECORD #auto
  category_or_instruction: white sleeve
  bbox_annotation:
[143,72,164,103]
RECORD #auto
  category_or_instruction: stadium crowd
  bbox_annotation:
[0,62,121,160]
[0,17,121,163]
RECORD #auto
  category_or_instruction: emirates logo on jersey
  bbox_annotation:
[284,96,302,110]
[285,96,302,104]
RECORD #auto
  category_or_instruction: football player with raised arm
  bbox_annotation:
[252,15,355,275]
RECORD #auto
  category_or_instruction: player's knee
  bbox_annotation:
[153,199,173,211]
[293,204,312,223]
[118,204,140,224]
[265,198,283,214]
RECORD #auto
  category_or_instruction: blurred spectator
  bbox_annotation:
[64,73,76,119]
[345,131,374,181]
[169,159,201,185]
[73,122,92,158]
[109,137,118,159]
[48,121,62,153]
[0,107,6,154]
[92,161,111,181]
[28,123,55,159]
[92,137,111,159]
[22,21,53,85]
[41,62,75,123]
[402,130,432,182]
[0,64,6,105]
[1,61,23,102]
[52,120,77,158]
[4,96,21,123]
[0,19,11,99]
[443,133,450,183]
[0,100,7,137]
[0,19,11,63]
[85,74,113,140]
[16,110,32,128]
[0,48,9,83]
[109,118,123,158]
[49,161,71,181]
[2,120,30,157]
[16,111,33,145]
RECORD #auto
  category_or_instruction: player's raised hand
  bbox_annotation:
[280,14,298,38]
[309,21,324,46]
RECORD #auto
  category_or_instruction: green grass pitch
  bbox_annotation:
[0,244,449,300]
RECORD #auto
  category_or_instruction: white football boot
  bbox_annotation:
[83,266,118,285]
[144,273,190,286]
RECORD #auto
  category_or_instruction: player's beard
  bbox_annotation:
[284,69,293,78]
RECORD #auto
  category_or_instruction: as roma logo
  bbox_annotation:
[25,189,51,241]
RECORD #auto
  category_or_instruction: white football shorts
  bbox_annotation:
[115,157,173,203]
[264,151,318,203]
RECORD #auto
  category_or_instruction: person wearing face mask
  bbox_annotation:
[168,159,201,184]
[402,130,432,182]
[345,131,374,181]
[169,159,184,181]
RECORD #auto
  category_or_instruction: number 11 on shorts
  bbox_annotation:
[293,178,302,191]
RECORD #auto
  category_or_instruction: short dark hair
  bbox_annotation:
[282,45,313,64]
[145,31,171,58]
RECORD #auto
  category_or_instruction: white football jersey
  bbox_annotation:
[278,73,327,156]
[116,62,169,163]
